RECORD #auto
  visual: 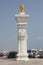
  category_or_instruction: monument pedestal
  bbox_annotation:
[17,53,29,61]
[15,5,30,61]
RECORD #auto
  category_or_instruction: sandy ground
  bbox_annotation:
[0,58,43,65]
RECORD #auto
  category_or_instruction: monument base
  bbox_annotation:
[17,53,30,61]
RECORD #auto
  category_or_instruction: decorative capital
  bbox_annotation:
[20,4,24,12]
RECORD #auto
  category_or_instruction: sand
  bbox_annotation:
[0,58,43,65]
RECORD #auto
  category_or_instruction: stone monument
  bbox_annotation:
[15,4,30,61]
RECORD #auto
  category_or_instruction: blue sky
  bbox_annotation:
[0,0,43,52]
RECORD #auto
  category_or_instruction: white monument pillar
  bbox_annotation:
[15,5,30,61]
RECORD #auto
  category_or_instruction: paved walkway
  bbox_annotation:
[0,58,43,65]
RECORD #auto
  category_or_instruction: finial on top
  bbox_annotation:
[20,4,24,12]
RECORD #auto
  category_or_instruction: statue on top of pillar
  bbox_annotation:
[20,4,24,12]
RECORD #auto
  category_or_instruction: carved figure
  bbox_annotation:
[20,4,24,12]
[18,29,27,40]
